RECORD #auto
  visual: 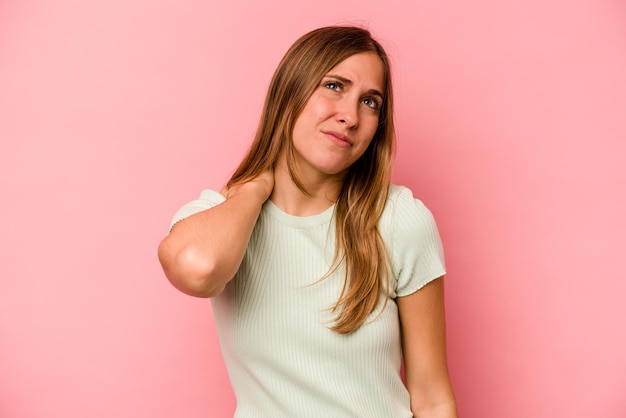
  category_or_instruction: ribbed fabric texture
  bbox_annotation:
[170,185,446,417]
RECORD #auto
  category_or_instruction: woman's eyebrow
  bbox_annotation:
[325,74,384,99]
[325,74,352,85]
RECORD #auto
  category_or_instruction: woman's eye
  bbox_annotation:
[362,97,380,110]
[324,81,342,91]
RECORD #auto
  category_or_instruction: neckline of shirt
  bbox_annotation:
[263,199,335,228]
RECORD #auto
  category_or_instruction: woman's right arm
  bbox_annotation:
[158,171,274,298]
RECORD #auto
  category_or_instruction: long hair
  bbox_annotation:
[228,26,395,334]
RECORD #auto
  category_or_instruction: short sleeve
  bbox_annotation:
[168,189,226,232]
[383,186,446,298]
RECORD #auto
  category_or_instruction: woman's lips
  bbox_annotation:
[323,130,352,147]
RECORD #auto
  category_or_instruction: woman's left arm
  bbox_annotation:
[397,276,458,418]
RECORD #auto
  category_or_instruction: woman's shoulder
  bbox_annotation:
[169,189,226,230]
[384,184,433,219]
[177,189,226,213]
[196,189,227,203]
[381,184,441,248]
[383,184,446,295]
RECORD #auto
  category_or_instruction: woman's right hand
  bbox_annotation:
[221,170,275,202]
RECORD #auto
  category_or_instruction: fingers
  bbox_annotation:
[221,170,274,201]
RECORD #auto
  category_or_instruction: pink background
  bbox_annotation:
[1,0,625,417]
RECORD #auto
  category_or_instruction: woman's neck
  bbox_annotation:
[270,158,344,216]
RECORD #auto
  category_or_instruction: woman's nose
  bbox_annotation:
[336,99,359,129]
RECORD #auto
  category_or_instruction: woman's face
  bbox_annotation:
[290,52,385,180]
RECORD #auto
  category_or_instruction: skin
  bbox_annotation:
[157,51,457,417]
[271,52,385,216]
[398,279,458,417]
[157,173,273,298]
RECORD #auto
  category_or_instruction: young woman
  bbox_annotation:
[158,26,457,417]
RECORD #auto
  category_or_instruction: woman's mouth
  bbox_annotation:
[323,131,352,147]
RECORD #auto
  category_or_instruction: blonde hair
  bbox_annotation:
[228,26,395,334]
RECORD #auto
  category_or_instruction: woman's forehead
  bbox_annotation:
[324,52,386,92]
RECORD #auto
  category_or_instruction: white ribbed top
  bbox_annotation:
[170,185,446,417]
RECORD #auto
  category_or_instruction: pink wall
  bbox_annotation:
[1,0,625,417]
